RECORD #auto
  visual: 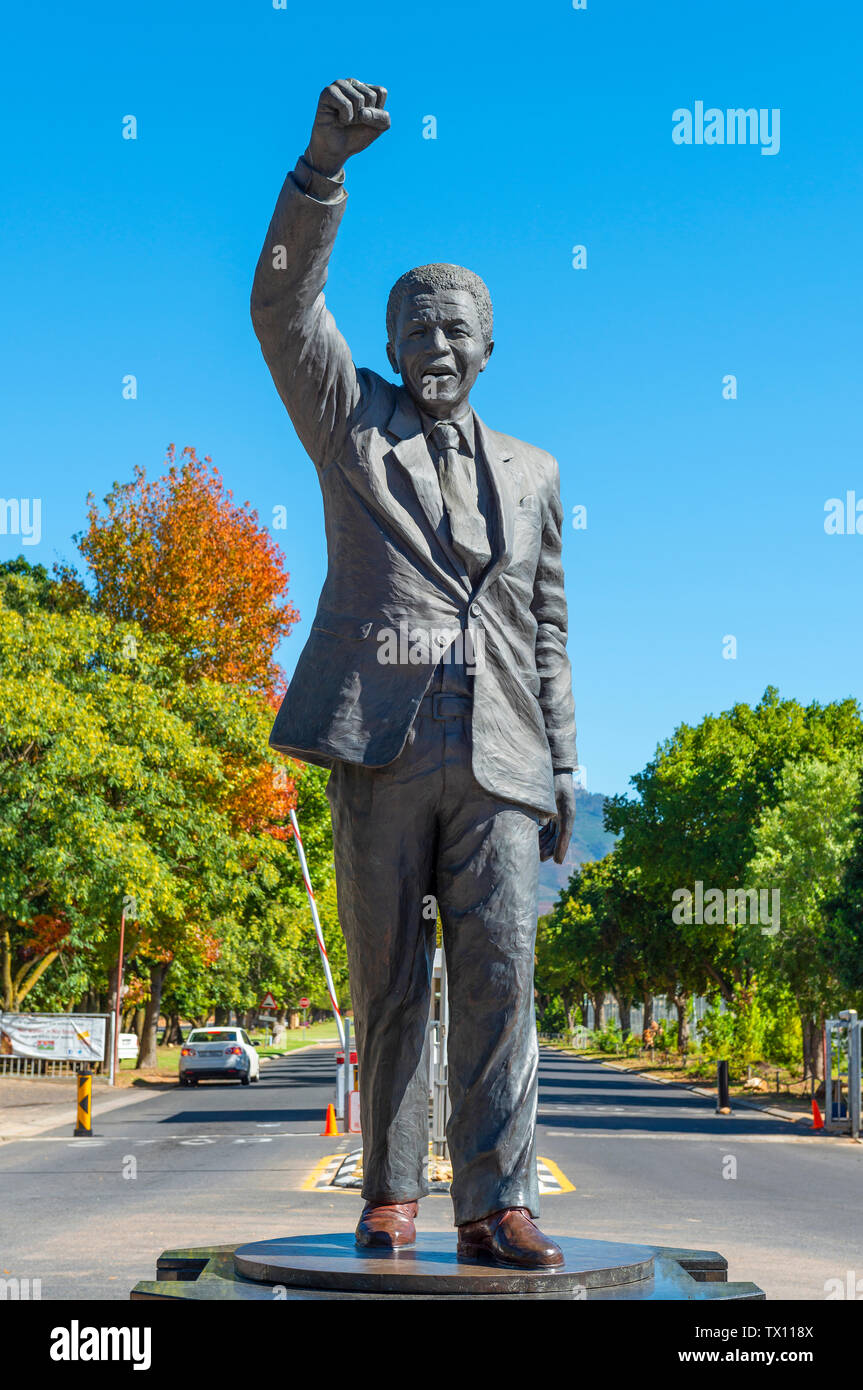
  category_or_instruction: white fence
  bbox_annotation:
[581,995,715,1036]
[0,1055,99,1078]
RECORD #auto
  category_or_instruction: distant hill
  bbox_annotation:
[537,787,616,914]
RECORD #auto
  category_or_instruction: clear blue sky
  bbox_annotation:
[3,0,861,796]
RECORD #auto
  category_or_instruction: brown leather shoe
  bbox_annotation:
[457,1207,564,1268]
[355,1200,418,1249]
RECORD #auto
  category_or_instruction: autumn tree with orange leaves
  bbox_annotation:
[78,445,299,693]
[72,450,339,1056]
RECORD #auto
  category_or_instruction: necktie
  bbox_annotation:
[430,421,491,583]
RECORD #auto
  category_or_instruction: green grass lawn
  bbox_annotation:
[119,1019,340,1072]
[257,1020,340,1056]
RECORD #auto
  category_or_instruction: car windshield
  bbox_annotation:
[188,1030,239,1043]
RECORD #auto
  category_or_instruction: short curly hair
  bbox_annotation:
[386,263,494,346]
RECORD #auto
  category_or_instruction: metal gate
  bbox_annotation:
[429,947,450,1159]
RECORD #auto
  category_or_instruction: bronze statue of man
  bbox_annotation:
[252,79,576,1268]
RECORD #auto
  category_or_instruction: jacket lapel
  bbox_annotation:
[381,392,518,601]
[473,413,516,597]
[386,391,472,594]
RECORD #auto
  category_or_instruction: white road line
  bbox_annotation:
[3,1130,323,1144]
[542,1130,833,1144]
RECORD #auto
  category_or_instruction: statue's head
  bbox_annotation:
[386,264,494,420]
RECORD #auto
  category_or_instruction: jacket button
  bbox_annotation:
[470,602,482,618]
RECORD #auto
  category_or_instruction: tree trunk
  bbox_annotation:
[1,925,14,1011]
[213,1006,228,1026]
[163,1012,182,1046]
[132,1006,146,1042]
[640,993,656,1048]
[674,994,690,1054]
[137,963,169,1069]
[1,925,60,1011]
[801,1014,825,1082]
[616,995,632,1041]
[589,992,605,1031]
[701,959,736,1004]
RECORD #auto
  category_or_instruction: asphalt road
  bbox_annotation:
[0,1045,860,1300]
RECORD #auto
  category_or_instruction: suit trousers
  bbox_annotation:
[326,700,542,1225]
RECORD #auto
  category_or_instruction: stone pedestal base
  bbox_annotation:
[131,1232,764,1301]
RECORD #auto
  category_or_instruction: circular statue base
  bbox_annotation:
[234,1232,653,1297]
[131,1231,765,1301]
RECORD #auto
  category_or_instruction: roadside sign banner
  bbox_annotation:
[117,1032,139,1060]
[0,1013,107,1062]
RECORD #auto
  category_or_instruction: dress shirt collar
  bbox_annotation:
[420,406,476,458]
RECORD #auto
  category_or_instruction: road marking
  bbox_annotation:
[1,1130,323,1144]
[542,1130,827,1144]
[302,1153,344,1190]
[539,1106,727,1117]
[537,1156,575,1193]
[544,1105,641,1114]
[304,1150,576,1194]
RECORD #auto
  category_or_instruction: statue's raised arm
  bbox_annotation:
[250,80,390,468]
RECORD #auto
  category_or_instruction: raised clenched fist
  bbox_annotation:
[306,79,390,178]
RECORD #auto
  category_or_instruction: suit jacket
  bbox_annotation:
[250,165,577,816]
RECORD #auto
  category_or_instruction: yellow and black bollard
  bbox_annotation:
[74,1070,93,1137]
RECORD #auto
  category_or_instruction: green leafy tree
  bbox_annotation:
[824,767,863,999]
[0,562,333,1069]
[606,687,863,1002]
[537,859,614,1033]
[746,753,863,1077]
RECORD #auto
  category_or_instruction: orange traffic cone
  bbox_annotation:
[811,1098,824,1130]
[321,1103,340,1137]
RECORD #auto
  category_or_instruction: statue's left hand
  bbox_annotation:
[539,772,576,865]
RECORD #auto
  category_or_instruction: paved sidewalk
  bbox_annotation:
[0,1045,333,1142]
[0,1076,162,1142]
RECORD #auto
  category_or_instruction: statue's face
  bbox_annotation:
[387,288,493,420]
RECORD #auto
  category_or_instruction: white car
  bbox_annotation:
[179,1028,261,1086]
